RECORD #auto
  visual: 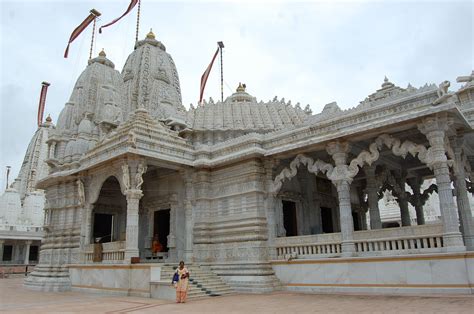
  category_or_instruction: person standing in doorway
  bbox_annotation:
[151,234,163,256]
[175,261,190,303]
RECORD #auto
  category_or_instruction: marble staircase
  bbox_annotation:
[160,263,234,298]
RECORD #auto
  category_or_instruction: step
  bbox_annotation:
[157,264,234,298]
[189,278,223,284]
[193,283,228,290]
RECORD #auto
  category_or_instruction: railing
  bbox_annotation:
[275,233,342,260]
[353,224,444,256]
[275,224,444,260]
[84,241,125,263]
[276,242,341,259]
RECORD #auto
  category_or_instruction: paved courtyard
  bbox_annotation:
[1,278,473,313]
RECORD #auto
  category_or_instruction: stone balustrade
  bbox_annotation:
[275,233,342,259]
[84,241,125,263]
[275,224,444,260]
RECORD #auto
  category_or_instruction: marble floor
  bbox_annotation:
[1,278,473,313]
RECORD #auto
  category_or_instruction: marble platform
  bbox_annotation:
[272,252,474,295]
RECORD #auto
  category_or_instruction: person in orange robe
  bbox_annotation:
[151,234,163,256]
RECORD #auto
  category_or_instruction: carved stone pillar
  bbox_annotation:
[452,136,474,250]
[390,171,411,227]
[364,165,382,229]
[80,203,93,253]
[407,177,426,225]
[275,198,285,237]
[124,189,143,261]
[24,241,32,265]
[327,141,356,256]
[84,204,93,246]
[182,169,195,262]
[264,160,277,245]
[122,160,147,262]
[398,194,411,227]
[418,114,465,251]
[168,195,178,261]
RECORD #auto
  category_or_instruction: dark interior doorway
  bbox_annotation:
[352,212,361,231]
[2,245,12,261]
[321,207,334,233]
[282,201,298,237]
[29,246,39,262]
[93,213,113,243]
[153,210,170,252]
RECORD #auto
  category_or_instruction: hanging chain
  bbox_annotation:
[135,0,141,42]
[89,17,97,59]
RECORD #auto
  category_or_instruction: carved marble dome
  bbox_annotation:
[52,51,124,164]
[185,83,311,143]
[121,29,185,122]
[56,50,124,132]
[11,118,54,200]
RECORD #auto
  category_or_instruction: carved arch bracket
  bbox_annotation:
[271,154,333,193]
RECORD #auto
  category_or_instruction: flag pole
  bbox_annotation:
[88,9,101,60]
[218,41,224,102]
[5,166,11,190]
[135,0,141,42]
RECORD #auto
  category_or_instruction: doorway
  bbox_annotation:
[153,209,170,252]
[29,246,39,262]
[2,245,12,261]
[93,213,113,243]
[321,207,334,233]
[282,201,298,236]
[352,212,361,231]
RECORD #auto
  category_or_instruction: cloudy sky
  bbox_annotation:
[0,0,472,189]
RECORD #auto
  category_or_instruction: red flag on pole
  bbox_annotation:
[37,82,51,127]
[99,0,139,34]
[199,47,220,104]
[64,12,97,58]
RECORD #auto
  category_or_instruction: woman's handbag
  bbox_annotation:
[172,272,179,284]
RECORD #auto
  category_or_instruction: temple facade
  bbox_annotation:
[20,30,474,295]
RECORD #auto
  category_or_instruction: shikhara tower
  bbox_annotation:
[16,28,474,295]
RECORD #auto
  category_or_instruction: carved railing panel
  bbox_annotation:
[83,241,125,263]
[274,224,444,260]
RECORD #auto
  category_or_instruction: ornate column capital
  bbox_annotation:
[326,141,350,165]
[417,112,453,136]
[125,188,144,200]
[327,141,354,185]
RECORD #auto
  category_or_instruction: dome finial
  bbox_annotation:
[99,48,106,57]
[382,75,393,89]
[236,82,246,92]
[45,114,52,123]
[146,28,155,40]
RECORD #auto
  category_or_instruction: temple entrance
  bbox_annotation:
[2,245,12,261]
[93,213,113,243]
[153,209,170,252]
[321,207,334,233]
[29,246,39,262]
[282,201,298,236]
[352,212,361,231]
[92,176,127,244]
